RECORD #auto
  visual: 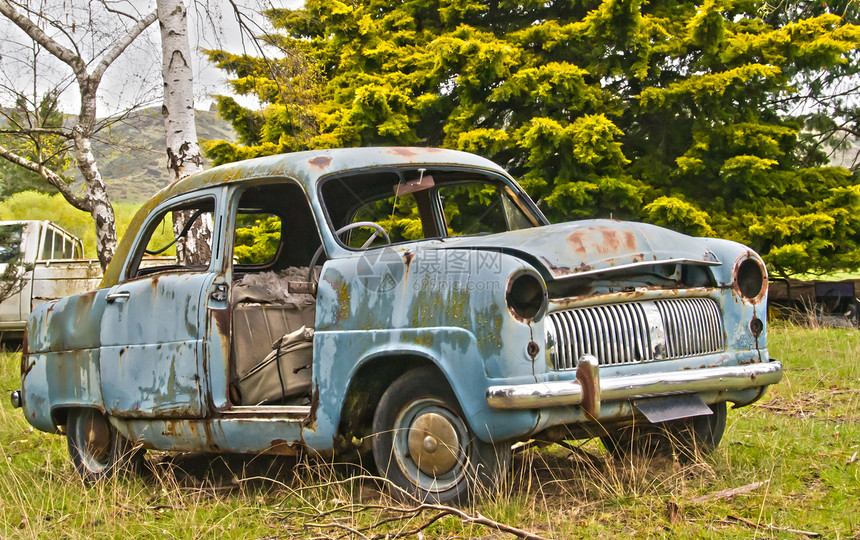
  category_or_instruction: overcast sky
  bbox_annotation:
[0,0,303,117]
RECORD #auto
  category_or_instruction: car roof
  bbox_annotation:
[102,147,507,287]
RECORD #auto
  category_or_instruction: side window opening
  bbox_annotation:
[234,213,282,266]
[228,181,321,408]
[128,198,215,279]
[41,228,53,260]
[51,232,60,259]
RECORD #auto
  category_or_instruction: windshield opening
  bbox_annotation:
[320,168,542,249]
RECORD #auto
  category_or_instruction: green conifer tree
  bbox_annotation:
[205,0,860,277]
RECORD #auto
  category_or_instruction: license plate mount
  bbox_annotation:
[633,394,713,423]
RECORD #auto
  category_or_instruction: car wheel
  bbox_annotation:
[372,368,511,504]
[601,402,727,460]
[66,408,144,483]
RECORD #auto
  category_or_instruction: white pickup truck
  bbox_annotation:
[0,220,102,341]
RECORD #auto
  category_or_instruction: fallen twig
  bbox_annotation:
[752,404,797,412]
[689,480,769,504]
[115,502,186,514]
[306,520,370,539]
[724,515,821,537]
[294,501,549,540]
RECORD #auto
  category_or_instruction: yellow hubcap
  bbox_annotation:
[407,412,460,476]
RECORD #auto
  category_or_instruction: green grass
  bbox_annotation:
[1,325,858,538]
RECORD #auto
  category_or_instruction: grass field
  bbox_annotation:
[1,325,858,539]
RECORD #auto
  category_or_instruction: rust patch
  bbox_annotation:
[162,421,179,437]
[575,361,599,419]
[308,156,333,169]
[568,227,638,258]
[305,382,319,429]
[20,329,28,374]
[265,439,302,455]
[387,147,419,157]
[599,229,636,253]
[21,356,35,377]
[72,291,97,325]
[336,281,350,321]
[574,262,593,273]
[568,232,587,256]
[211,306,231,337]
[540,256,572,276]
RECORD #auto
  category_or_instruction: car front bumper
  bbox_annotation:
[486,357,783,415]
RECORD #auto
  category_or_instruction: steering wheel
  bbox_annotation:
[307,222,392,283]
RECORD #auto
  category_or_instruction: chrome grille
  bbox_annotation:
[547,298,725,369]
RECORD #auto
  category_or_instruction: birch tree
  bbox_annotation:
[0,1,157,270]
[157,0,210,264]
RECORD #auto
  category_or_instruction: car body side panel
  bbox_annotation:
[112,417,306,455]
[308,329,541,447]
[308,251,543,446]
[26,289,107,353]
[22,289,109,430]
[20,352,57,433]
[99,272,212,418]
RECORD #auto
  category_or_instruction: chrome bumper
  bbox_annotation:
[486,357,783,414]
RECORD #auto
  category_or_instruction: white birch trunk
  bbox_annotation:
[73,123,118,269]
[158,0,210,265]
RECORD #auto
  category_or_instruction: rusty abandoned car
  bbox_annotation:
[12,147,783,503]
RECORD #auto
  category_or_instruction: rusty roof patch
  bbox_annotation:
[387,147,419,157]
[308,156,333,169]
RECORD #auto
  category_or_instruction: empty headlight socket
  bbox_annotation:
[506,269,548,322]
[732,253,768,304]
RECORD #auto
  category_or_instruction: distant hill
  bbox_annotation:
[87,107,237,202]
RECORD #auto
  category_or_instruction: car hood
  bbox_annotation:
[434,219,721,279]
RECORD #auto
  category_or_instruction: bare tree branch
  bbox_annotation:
[90,10,158,82]
[0,127,71,138]
[98,0,143,22]
[0,143,89,210]
[0,0,87,76]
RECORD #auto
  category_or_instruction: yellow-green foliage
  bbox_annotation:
[206,0,860,276]
[0,192,173,258]
[234,214,282,264]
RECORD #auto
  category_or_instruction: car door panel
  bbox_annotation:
[100,272,213,417]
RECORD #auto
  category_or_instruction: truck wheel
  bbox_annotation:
[372,368,510,504]
[601,402,727,460]
[66,408,144,483]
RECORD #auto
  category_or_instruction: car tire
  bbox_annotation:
[601,402,727,460]
[372,368,511,504]
[66,408,144,483]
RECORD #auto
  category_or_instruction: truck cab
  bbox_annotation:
[0,220,95,341]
